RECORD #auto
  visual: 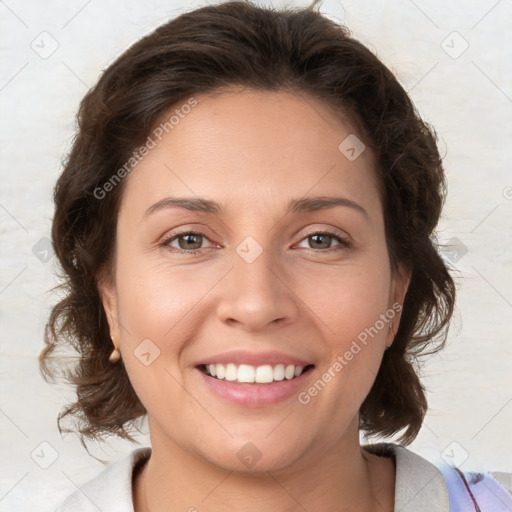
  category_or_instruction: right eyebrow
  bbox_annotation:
[143,197,221,218]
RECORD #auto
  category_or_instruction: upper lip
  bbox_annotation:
[195,349,314,368]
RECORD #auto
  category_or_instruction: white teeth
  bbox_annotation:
[273,364,285,381]
[284,364,295,380]
[225,363,238,381]
[203,363,310,383]
[238,364,255,383]
[215,364,226,379]
[255,365,273,383]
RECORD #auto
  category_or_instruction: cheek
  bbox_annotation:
[299,254,392,401]
[115,250,212,342]
[113,260,208,417]
[306,258,392,343]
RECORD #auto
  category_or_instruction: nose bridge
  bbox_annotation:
[216,233,298,331]
[235,237,278,294]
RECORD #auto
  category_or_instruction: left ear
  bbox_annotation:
[386,263,411,346]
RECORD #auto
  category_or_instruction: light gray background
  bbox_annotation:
[1,0,511,510]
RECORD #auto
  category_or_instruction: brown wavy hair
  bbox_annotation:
[39,0,456,447]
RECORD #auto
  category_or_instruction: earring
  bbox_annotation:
[385,324,395,350]
[109,337,121,363]
[109,347,121,363]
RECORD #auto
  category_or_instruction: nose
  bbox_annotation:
[215,245,299,333]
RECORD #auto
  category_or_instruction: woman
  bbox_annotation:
[40,1,512,511]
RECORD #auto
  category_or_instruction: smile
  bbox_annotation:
[199,363,315,384]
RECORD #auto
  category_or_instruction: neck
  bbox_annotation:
[134,419,395,512]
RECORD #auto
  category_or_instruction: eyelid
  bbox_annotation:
[300,226,349,240]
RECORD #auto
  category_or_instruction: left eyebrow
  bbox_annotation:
[287,196,368,219]
[142,195,369,220]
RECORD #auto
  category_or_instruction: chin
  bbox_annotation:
[198,435,310,475]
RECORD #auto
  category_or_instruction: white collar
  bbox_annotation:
[363,442,450,511]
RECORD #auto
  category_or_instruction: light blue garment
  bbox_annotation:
[439,463,512,512]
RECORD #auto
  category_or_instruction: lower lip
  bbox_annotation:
[194,366,314,407]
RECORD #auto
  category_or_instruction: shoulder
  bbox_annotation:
[438,462,512,512]
[367,442,451,511]
[54,447,151,512]
[363,442,512,512]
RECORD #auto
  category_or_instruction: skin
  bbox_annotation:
[99,87,410,512]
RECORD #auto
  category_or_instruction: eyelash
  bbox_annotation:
[159,229,351,254]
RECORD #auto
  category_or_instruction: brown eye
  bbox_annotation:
[309,233,334,249]
[297,231,350,251]
[177,233,203,250]
[162,231,209,253]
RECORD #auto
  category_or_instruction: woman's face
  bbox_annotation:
[100,88,409,473]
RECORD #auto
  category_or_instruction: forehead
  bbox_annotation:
[119,88,381,220]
